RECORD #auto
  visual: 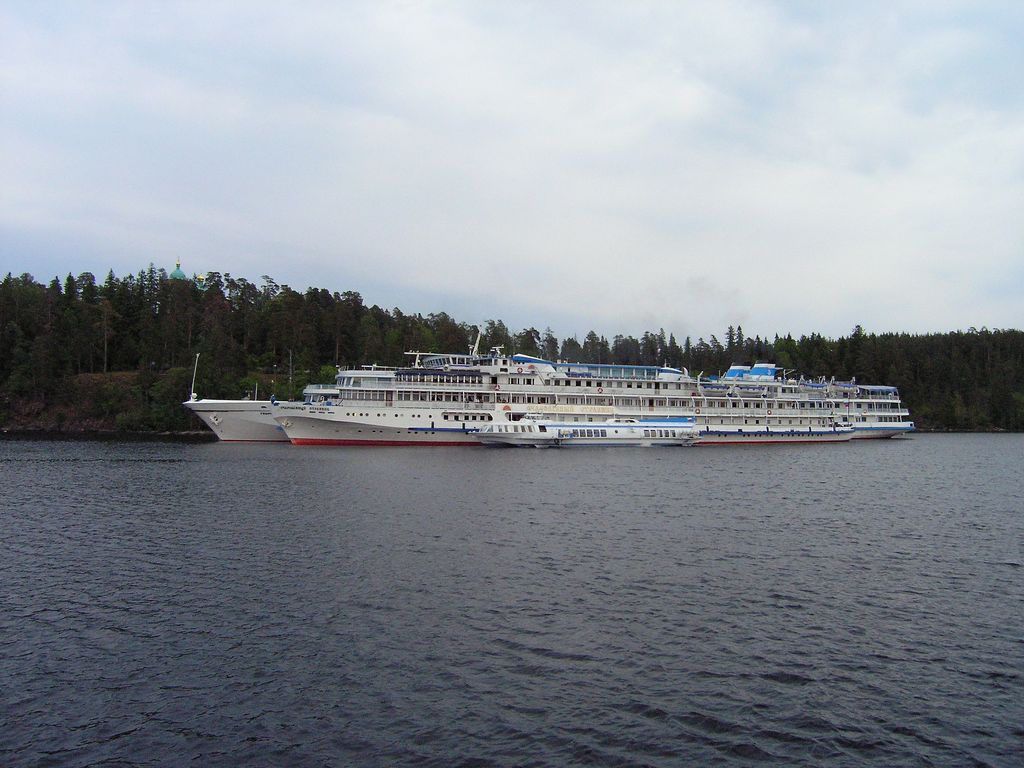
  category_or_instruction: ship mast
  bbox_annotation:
[189,353,200,401]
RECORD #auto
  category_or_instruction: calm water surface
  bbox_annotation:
[1,435,1022,766]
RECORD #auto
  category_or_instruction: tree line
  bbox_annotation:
[2,268,1022,432]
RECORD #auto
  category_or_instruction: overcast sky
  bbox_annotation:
[2,1,1022,341]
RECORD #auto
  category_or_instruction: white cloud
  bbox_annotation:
[1,1,1021,340]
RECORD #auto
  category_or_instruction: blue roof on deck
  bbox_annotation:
[723,363,778,379]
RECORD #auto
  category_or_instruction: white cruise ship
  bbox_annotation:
[273,350,904,446]
[183,397,288,442]
[707,364,914,440]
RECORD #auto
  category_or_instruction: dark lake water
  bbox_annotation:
[1,435,1022,767]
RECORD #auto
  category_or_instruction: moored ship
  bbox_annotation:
[824,382,915,438]
[273,349,906,446]
[272,358,488,446]
[476,416,698,447]
[183,397,288,442]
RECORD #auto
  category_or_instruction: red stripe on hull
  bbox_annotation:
[290,438,480,446]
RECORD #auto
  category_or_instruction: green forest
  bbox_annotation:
[2,267,1023,433]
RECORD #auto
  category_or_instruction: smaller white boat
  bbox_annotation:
[475,417,697,448]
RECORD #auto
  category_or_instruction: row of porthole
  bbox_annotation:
[348,429,439,434]
[701,418,831,425]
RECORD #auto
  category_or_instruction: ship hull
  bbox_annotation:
[276,414,482,446]
[850,424,915,439]
[182,400,289,442]
[694,428,854,445]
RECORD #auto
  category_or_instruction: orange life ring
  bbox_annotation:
[597,387,603,393]
[695,407,701,414]
[517,367,523,373]
[502,405,511,411]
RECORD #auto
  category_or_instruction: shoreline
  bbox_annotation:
[0,428,218,443]
[1,427,1019,443]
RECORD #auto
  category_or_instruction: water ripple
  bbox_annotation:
[1,435,1022,766]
